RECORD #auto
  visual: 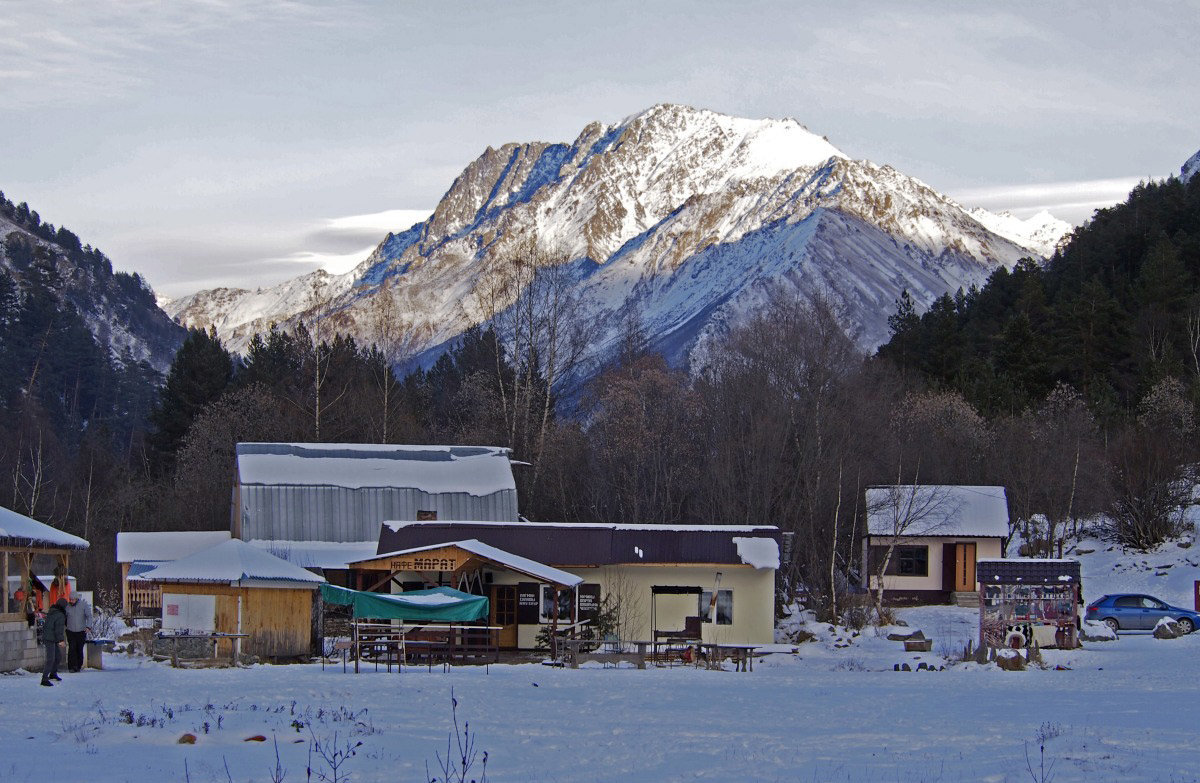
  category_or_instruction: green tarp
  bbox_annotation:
[320,584,488,623]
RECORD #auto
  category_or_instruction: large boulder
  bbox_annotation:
[1153,617,1181,639]
[1080,620,1118,642]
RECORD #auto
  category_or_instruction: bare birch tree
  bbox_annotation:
[865,481,959,617]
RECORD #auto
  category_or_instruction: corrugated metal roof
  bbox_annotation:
[236,443,515,494]
[235,443,520,543]
[141,539,326,586]
[117,531,231,563]
[376,521,782,568]
[865,485,1009,537]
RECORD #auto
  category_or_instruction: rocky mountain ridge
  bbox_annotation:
[166,104,1072,369]
[0,210,184,375]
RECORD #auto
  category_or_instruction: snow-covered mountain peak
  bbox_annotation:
[166,105,1076,366]
[1183,149,1200,184]
[967,207,1072,258]
[614,103,846,181]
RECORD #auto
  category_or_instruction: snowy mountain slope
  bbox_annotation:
[967,208,1072,258]
[1183,148,1200,184]
[166,104,1071,367]
[0,212,184,373]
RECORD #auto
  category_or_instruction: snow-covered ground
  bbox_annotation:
[5,535,1199,783]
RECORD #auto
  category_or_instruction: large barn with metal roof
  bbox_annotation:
[232,442,519,558]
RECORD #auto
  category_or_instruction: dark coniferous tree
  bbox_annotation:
[149,328,235,463]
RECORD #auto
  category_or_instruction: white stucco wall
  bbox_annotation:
[863,536,1003,592]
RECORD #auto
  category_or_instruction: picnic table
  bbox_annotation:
[560,638,651,669]
[700,643,759,672]
[154,631,249,666]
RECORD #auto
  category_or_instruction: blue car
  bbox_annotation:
[1086,594,1200,634]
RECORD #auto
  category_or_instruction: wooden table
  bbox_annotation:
[560,638,650,669]
[154,632,249,666]
[700,643,759,672]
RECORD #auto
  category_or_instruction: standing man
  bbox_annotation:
[65,593,92,673]
[40,597,67,687]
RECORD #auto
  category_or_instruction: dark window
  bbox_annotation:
[698,590,733,625]
[893,546,928,577]
[1113,596,1140,608]
[540,585,576,624]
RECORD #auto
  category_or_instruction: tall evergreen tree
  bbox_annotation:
[149,328,235,463]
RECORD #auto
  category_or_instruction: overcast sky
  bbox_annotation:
[1,1,1196,298]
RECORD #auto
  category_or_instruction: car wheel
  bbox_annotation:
[1103,617,1120,633]
[1176,618,1195,634]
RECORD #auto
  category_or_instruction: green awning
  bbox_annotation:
[320,584,488,622]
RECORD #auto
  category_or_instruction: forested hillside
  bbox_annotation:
[880,174,1200,418]
[0,191,184,588]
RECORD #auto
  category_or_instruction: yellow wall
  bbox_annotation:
[481,563,775,647]
[863,536,1003,592]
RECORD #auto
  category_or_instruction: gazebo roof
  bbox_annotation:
[0,505,89,551]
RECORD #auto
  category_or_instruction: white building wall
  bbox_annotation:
[863,536,1003,592]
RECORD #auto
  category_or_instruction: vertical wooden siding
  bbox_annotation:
[158,582,314,658]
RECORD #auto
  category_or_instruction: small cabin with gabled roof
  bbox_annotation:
[862,485,1009,606]
[141,538,325,660]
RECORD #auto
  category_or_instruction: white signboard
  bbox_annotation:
[161,593,216,632]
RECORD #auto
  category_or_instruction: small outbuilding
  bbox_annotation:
[1,505,89,672]
[862,485,1009,606]
[116,530,232,616]
[141,539,325,659]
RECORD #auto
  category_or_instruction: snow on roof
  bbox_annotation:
[116,531,231,563]
[865,485,1009,538]
[355,539,583,587]
[733,537,780,570]
[0,505,89,550]
[382,520,779,534]
[247,540,378,570]
[140,539,326,587]
[235,443,516,495]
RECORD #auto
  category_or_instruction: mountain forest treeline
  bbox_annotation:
[1,174,1198,621]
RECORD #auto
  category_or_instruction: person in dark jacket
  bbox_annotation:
[65,594,92,673]
[41,597,67,686]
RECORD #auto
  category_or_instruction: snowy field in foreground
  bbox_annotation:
[3,607,1198,783]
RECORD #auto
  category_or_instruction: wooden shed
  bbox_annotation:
[141,539,325,660]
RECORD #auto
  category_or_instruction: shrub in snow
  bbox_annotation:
[1153,617,1181,639]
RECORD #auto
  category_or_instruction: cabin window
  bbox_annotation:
[539,585,576,624]
[698,590,733,625]
[893,546,928,577]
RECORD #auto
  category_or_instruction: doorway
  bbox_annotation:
[953,542,977,592]
[490,585,517,649]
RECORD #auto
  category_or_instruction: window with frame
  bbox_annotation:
[539,585,576,624]
[698,589,733,625]
[892,546,928,577]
